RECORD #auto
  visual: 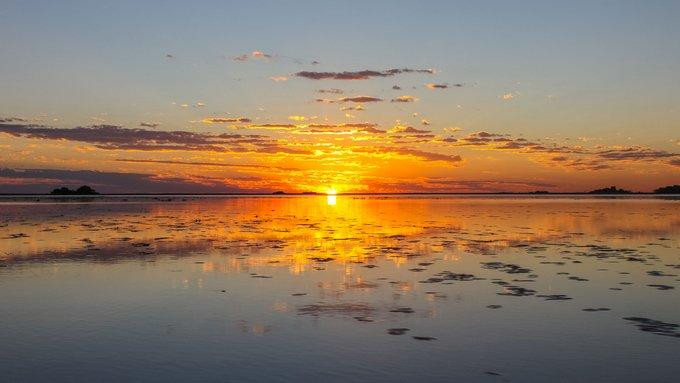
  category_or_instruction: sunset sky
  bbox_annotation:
[1,0,679,193]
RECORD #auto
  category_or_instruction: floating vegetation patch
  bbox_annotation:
[623,317,680,338]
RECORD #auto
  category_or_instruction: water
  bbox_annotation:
[1,196,679,382]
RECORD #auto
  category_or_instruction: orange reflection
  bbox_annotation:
[1,197,678,274]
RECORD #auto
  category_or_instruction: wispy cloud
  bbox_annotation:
[318,88,344,94]
[296,68,433,80]
[444,131,680,170]
[201,117,252,124]
[352,147,462,164]
[0,117,27,123]
[303,123,386,134]
[315,96,382,103]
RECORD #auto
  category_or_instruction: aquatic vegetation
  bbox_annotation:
[623,317,680,338]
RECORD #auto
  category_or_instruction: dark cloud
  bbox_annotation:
[390,126,431,134]
[339,96,382,103]
[115,159,300,171]
[453,131,531,147]
[0,123,310,155]
[295,68,433,80]
[140,122,161,128]
[0,168,256,194]
[595,147,678,162]
[315,96,382,103]
[353,147,462,164]
[0,117,27,123]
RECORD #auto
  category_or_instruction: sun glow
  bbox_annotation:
[326,188,337,205]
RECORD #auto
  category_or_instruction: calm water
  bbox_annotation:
[1,196,679,382]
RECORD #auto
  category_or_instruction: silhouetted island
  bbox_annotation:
[587,186,632,194]
[272,191,286,195]
[654,185,680,194]
[50,185,99,195]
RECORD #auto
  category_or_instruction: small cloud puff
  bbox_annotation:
[500,92,517,101]
[391,95,416,103]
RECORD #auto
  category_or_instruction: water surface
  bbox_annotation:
[1,196,679,382]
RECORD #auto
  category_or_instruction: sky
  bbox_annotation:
[1,0,679,193]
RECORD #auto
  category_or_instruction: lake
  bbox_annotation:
[1,195,679,382]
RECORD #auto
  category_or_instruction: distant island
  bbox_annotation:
[272,191,320,195]
[654,185,680,194]
[50,185,99,195]
[587,186,632,194]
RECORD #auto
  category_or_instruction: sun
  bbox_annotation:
[325,187,337,205]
